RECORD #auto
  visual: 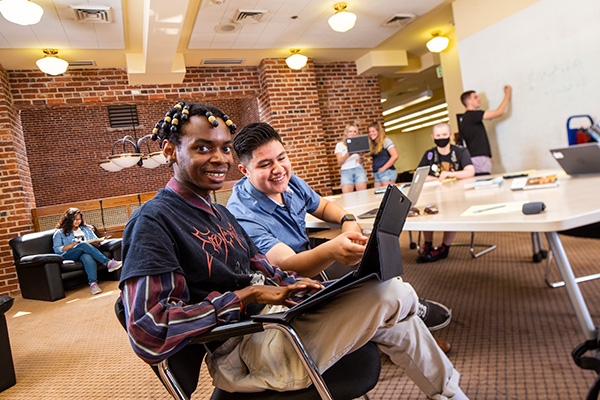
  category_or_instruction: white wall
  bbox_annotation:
[456,0,600,173]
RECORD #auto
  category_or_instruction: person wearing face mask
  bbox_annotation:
[416,123,475,263]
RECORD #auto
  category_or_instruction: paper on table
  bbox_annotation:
[462,201,526,216]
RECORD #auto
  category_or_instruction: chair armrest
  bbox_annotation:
[0,296,13,314]
[190,320,265,344]
[99,239,122,252]
[19,254,64,267]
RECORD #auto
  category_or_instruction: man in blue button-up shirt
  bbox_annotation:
[227,122,454,337]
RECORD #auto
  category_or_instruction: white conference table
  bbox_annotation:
[307,171,600,340]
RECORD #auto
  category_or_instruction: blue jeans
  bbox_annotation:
[62,242,110,285]
[374,168,397,183]
[340,166,367,186]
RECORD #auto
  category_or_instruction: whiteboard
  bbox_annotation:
[458,0,600,173]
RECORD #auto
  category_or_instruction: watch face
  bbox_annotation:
[342,214,356,223]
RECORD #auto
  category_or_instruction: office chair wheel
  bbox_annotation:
[533,252,543,263]
[410,242,417,250]
[540,249,548,259]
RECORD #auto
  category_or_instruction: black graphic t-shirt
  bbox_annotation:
[120,181,263,306]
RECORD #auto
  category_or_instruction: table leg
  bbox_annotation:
[545,232,597,340]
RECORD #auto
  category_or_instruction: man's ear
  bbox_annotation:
[162,140,176,164]
[238,163,248,176]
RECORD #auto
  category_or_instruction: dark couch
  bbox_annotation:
[0,296,15,392]
[9,230,122,301]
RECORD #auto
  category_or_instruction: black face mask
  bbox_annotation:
[434,138,450,148]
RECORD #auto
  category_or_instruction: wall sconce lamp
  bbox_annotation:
[426,31,450,53]
[36,49,69,76]
[285,49,308,70]
[328,2,356,33]
[99,134,168,172]
[0,0,43,25]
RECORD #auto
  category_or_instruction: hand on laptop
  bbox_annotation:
[235,279,325,308]
[325,231,368,265]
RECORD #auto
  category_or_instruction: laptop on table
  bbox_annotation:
[253,184,411,322]
[550,143,600,175]
[358,166,429,219]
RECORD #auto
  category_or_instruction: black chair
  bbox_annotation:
[0,296,16,392]
[115,297,381,400]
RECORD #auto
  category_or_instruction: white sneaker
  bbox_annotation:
[107,259,122,272]
[90,282,102,295]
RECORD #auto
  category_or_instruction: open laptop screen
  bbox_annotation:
[345,135,370,154]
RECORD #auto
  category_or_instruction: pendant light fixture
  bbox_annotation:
[426,31,450,53]
[327,2,357,33]
[0,0,43,26]
[36,49,69,76]
[285,49,308,70]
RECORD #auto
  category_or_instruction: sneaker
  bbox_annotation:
[416,242,433,263]
[107,259,122,272]
[417,299,452,331]
[90,282,102,295]
[424,244,450,263]
[419,241,433,256]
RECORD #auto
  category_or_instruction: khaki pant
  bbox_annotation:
[207,277,460,399]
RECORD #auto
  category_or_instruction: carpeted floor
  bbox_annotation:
[2,231,599,399]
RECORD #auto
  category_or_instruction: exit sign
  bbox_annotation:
[436,65,443,78]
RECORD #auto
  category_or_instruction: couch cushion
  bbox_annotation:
[61,260,85,273]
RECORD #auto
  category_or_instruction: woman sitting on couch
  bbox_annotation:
[52,208,121,295]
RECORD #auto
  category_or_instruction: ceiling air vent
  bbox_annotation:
[232,9,267,24]
[202,59,245,65]
[68,60,96,67]
[71,5,112,23]
[383,14,415,27]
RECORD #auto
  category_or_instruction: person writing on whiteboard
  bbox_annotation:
[334,122,367,193]
[459,85,512,175]
[416,123,475,263]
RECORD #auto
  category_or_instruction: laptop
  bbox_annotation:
[358,166,429,219]
[253,184,411,322]
[345,135,371,154]
[550,143,600,175]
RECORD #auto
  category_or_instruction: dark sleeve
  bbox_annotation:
[457,146,473,168]
[122,272,243,364]
[417,150,435,177]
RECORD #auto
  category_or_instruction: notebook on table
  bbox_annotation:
[345,135,370,154]
[253,184,411,322]
[550,143,600,175]
[359,166,429,218]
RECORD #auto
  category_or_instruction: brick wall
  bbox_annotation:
[21,99,253,206]
[257,59,331,194]
[0,61,382,296]
[0,66,36,296]
[314,62,383,186]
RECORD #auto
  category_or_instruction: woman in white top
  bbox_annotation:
[335,122,367,193]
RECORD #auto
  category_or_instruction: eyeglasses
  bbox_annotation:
[408,204,439,217]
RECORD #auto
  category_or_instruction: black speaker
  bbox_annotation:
[522,202,546,215]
